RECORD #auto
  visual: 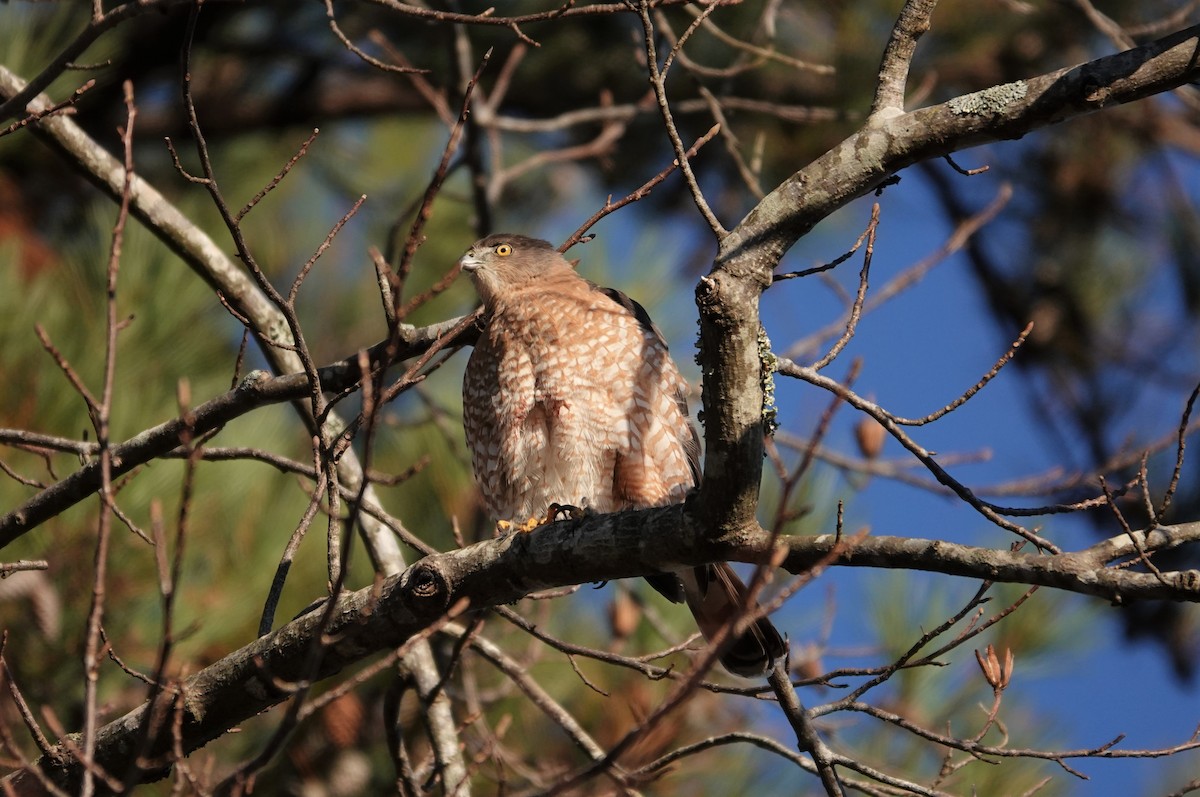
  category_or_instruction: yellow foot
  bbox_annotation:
[496,515,544,534]
[496,504,588,534]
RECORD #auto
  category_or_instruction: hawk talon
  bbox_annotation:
[547,503,586,522]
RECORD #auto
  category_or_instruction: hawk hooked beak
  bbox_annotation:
[460,251,483,273]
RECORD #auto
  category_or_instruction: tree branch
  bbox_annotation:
[695,24,1200,547]
[0,59,474,789]
[7,425,1189,788]
[7,509,1197,790]
[781,523,1200,603]
[0,1,229,126]
[727,24,1200,266]
[870,0,939,117]
[0,317,475,549]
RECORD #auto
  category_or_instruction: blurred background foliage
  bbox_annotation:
[1,0,1199,793]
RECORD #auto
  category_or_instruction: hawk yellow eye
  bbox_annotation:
[495,244,513,256]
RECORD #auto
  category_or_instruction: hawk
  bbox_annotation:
[461,234,784,677]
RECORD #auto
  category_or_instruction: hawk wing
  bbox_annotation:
[595,284,702,488]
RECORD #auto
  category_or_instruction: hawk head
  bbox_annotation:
[460,234,571,306]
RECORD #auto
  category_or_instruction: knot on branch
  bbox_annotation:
[400,559,451,615]
[1179,569,1200,594]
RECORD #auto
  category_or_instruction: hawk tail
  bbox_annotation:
[680,563,786,678]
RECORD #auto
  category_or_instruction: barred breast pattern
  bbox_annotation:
[463,272,696,522]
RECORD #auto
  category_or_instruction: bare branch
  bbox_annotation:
[79,79,137,797]
[786,183,1012,360]
[0,79,94,139]
[0,0,224,126]
[769,663,844,795]
[9,507,1196,791]
[889,321,1034,426]
[561,123,721,251]
[871,0,939,117]
[325,0,429,75]
[679,3,834,75]
[1158,380,1200,520]
[634,0,726,238]
[0,318,475,548]
[810,204,878,371]
[236,128,321,223]
[392,48,492,309]
[779,356,1060,551]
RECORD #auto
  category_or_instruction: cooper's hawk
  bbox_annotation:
[461,234,784,677]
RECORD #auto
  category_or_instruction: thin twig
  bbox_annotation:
[81,79,137,797]
[635,0,726,238]
[777,358,1061,552]
[889,321,1034,426]
[288,194,367,304]
[561,123,721,251]
[236,128,321,222]
[1,639,55,759]
[325,0,428,74]
[392,49,493,310]
[810,204,878,371]
[1158,380,1200,520]
[0,79,94,139]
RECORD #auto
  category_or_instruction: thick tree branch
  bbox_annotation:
[782,524,1200,603]
[6,510,1197,790]
[727,24,1200,267]
[0,65,285,347]
[696,25,1200,545]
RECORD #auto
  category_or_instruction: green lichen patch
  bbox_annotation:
[948,81,1028,116]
